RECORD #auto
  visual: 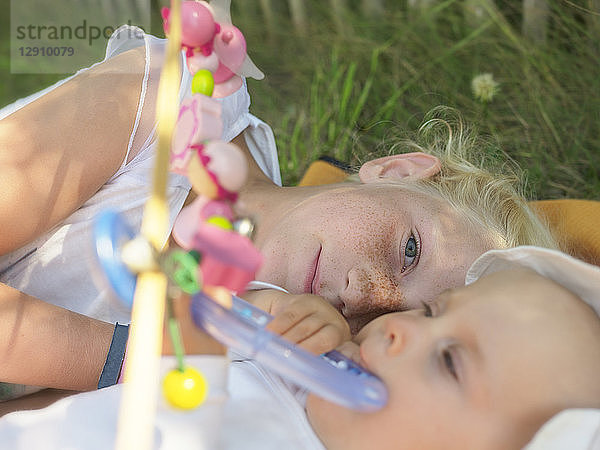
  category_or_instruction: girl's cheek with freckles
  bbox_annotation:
[346,270,407,314]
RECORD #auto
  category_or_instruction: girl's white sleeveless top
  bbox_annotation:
[0,25,281,324]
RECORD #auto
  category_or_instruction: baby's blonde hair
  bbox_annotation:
[358,107,558,250]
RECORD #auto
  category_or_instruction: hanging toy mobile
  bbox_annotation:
[91,0,264,448]
[162,0,264,98]
[158,0,387,415]
[159,0,266,408]
[92,1,387,448]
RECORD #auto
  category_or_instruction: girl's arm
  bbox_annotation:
[0,282,225,417]
[0,281,224,391]
[0,46,145,255]
[0,282,113,390]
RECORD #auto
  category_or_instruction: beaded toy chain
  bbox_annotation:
[113,1,264,448]
[162,0,264,407]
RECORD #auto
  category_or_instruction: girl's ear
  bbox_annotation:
[358,153,441,183]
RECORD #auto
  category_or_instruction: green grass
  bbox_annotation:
[234,1,600,198]
[1,0,598,198]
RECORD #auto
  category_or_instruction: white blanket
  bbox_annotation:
[0,355,324,450]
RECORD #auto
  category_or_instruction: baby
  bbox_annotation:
[308,246,600,449]
[0,245,598,450]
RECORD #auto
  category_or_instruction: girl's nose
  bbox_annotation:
[342,267,406,314]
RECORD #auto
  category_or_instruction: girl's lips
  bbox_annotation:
[311,246,322,295]
[304,245,322,294]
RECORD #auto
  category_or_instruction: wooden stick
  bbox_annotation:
[114,0,182,448]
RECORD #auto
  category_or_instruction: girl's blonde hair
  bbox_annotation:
[357,107,558,250]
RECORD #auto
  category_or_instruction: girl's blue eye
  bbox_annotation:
[402,235,419,272]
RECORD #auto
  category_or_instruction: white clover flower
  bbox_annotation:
[471,73,500,103]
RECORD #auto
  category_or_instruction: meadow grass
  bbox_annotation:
[1,0,598,198]
[235,1,599,198]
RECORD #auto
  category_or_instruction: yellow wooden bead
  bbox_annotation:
[191,69,215,96]
[206,215,233,230]
[162,366,208,410]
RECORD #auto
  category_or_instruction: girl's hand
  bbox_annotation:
[242,290,351,355]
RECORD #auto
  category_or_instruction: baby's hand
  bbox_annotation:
[335,341,362,364]
[242,290,351,355]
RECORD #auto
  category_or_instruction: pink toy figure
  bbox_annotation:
[212,24,246,82]
[162,1,218,56]
[210,24,245,96]
[186,51,220,75]
[170,94,222,174]
[162,0,264,98]
[170,91,261,295]
[193,222,262,293]
[171,140,262,294]
[185,140,247,202]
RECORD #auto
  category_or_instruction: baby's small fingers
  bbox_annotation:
[335,341,361,362]
[296,323,347,355]
[336,341,358,357]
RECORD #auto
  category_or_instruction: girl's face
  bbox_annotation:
[254,182,495,333]
[306,269,600,450]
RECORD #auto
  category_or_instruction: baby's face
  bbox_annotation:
[307,268,600,450]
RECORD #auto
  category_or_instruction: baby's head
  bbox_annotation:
[307,246,600,449]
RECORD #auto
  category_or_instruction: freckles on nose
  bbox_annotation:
[355,270,407,314]
[342,214,405,313]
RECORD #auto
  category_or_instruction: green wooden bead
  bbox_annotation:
[206,215,233,230]
[191,69,215,96]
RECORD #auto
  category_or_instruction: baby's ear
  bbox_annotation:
[358,153,441,183]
